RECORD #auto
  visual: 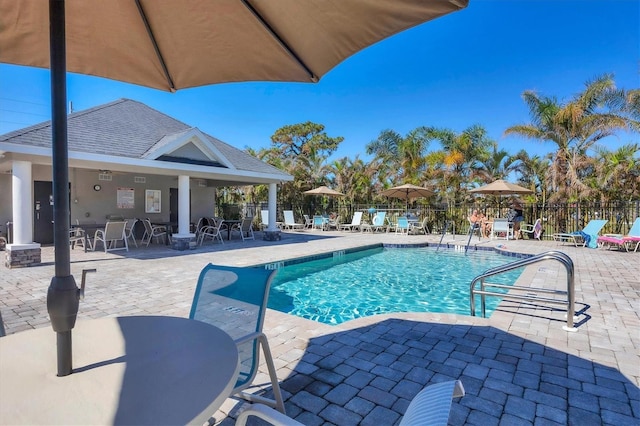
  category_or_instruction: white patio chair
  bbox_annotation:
[93,221,128,253]
[141,219,168,246]
[232,217,255,241]
[236,380,464,426]
[198,218,224,245]
[303,214,313,229]
[69,227,90,250]
[491,218,513,240]
[124,218,138,248]
[410,217,430,235]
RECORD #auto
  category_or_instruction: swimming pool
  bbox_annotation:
[266,246,524,325]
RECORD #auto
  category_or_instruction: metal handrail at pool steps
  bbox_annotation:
[470,250,577,331]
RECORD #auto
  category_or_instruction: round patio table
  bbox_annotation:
[0,316,239,425]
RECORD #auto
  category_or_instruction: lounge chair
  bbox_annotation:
[283,210,305,230]
[236,380,464,426]
[520,218,543,240]
[261,210,269,230]
[361,211,387,233]
[190,264,285,414]
[552,219,608,248]
[340,211,363,232]
[597,217,640,252]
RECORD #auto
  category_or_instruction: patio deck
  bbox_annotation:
[1,230,638,425]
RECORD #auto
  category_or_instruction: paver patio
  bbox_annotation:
[1,230,638,425]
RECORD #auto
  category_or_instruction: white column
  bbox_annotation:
[176,175,192,237]
[268,183,277,231]
[12,161,34,244]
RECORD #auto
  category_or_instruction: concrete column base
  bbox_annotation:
[5,244,42,268]
[171,236,197,251]
[263,230,281,241]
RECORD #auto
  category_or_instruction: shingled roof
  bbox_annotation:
[0,98,290,182]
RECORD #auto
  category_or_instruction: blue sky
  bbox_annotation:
[1,0,638,162]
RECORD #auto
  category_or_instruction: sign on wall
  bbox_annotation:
[117,187,135,209]
[145,189,161,213]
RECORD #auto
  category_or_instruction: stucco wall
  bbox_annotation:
[0,165,217,241]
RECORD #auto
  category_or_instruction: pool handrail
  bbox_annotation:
[470,250,576,331]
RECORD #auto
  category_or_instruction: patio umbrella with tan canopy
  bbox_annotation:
[303,186,345,197]
[304,186,345,216]
[469,179,534,213]
[0,0,468,376]
[380,183,434,211]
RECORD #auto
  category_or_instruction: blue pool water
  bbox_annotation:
[267,247,523,325]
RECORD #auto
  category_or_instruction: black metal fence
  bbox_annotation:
[227,201,639,240]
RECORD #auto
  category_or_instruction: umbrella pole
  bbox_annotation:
[46,0,79,377]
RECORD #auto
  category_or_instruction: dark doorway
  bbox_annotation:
[170,188,178,225]
[33,181,54,244]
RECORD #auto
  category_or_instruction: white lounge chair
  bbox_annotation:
[236,380,464,426]
[283,210,305,230]
[340,211,363,232]
[261,210,270,230]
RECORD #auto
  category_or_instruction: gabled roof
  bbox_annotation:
[0,98,291,183]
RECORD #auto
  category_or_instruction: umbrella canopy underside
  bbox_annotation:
[0,0,468,92]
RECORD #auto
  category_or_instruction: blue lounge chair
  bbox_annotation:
[361,211,387,233]
[189,264,286,414]
[552,219,608,248]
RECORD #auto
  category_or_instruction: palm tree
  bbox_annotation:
[365,127,431,185]
[505,74,638,201]
[425,124,494,204]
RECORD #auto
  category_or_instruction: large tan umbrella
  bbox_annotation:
[0,0,468,375]
[303,186,345,197]
[380,183,434,211]
[0,1,468,92]
[469,179,533,212]
[469,179,533,196]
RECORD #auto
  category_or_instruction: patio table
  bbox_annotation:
[222,219,242,240]
[0,315,239,425]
